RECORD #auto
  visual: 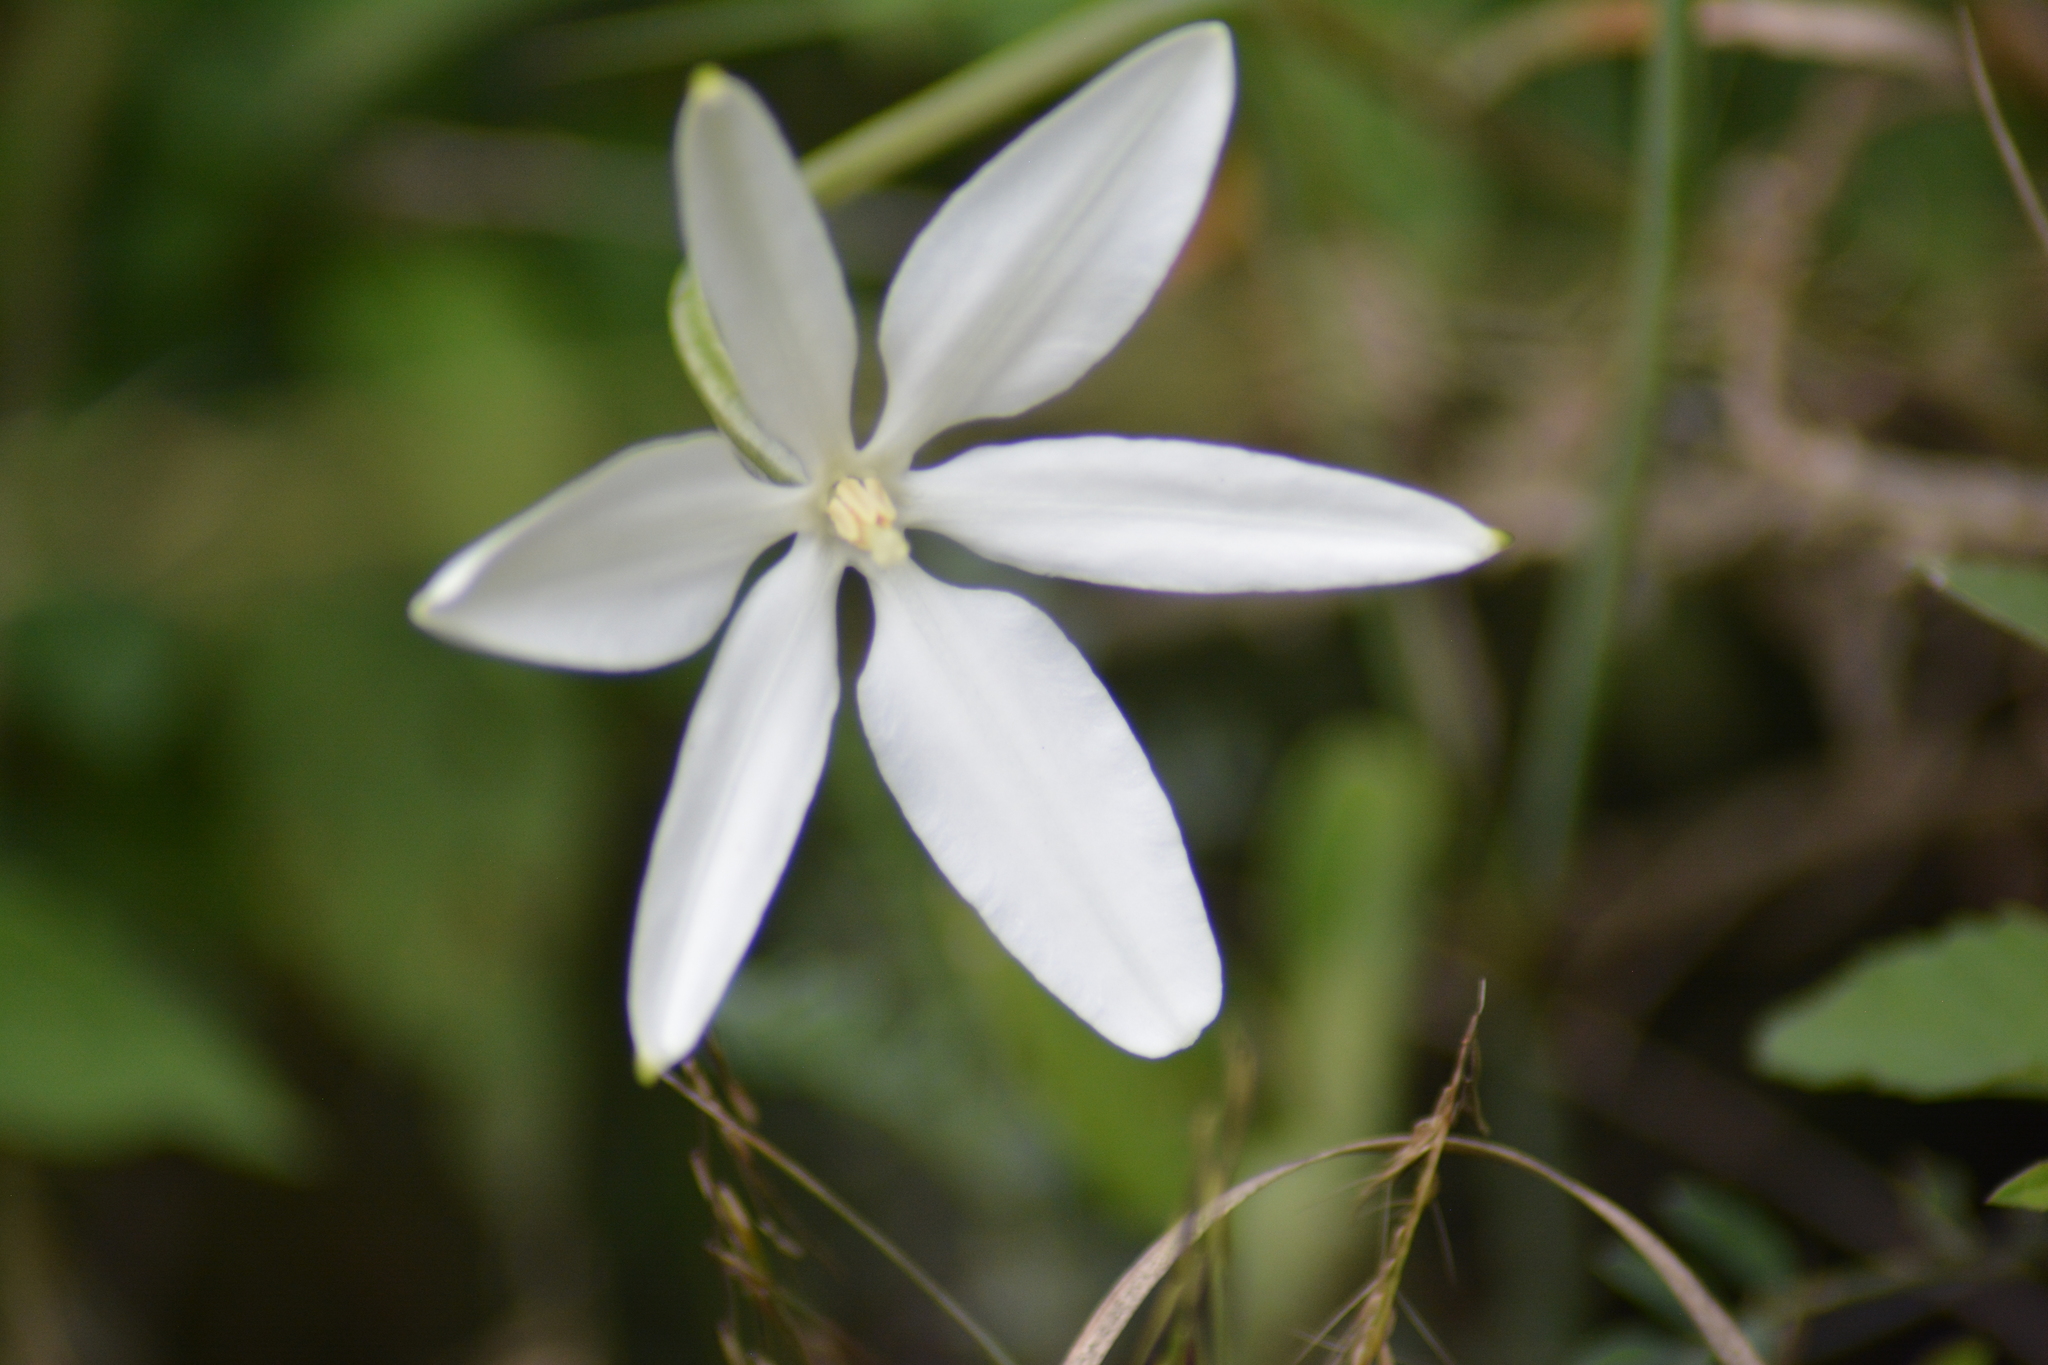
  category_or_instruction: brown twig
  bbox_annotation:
[1961,3,2048,262]
[1561,730,2048,1015]
[1713,72,2048,559]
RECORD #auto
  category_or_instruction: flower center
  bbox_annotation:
[825,476,909,566]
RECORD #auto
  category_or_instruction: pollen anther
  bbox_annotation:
[825,477,909,566]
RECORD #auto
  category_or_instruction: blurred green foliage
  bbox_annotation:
[1231,718,1449,1341]
[0,871,313,1176]
[233,590,604,1221]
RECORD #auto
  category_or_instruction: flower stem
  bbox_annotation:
[800,0,1243,206]
[1506,0,1692,895]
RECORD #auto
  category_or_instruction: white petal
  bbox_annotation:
[863,23,1236,468]
[904,436,1505,592]
[628,535,845,1073]
[858,562,1220,1057]
[410,433,805,672]
[680,69,857,471]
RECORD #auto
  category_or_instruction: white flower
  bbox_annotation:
[410,23,1502,1076]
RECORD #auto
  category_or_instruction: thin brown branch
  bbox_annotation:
[1960,3,2048,261]
[1561,730,2047,1016]
[1713,72,2048,559]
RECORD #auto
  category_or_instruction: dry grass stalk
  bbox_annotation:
[1062,991,1768,1365]
[681,1060,859,1365]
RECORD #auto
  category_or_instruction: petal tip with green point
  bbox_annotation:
[688,64,733,104]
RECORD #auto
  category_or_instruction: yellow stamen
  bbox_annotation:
[825,476,909,566]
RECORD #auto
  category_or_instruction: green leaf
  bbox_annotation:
[0,874,315,1177]
[1923,558,2048,651]
[1752,905,2048,1099]
[1988,1159,2048,1211]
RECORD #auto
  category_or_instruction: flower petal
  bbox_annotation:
[863,23,1236,469]
[627,534,845,1074]
[858,562,1220,1057]
[680,68,857,472]
[410,433,805,672]
[904,436,1505,592]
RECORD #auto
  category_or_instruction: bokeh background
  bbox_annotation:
[6,0,2048,1362]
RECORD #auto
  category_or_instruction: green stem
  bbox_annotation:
[1506,0,1691,896]
[799,0,1243,207]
